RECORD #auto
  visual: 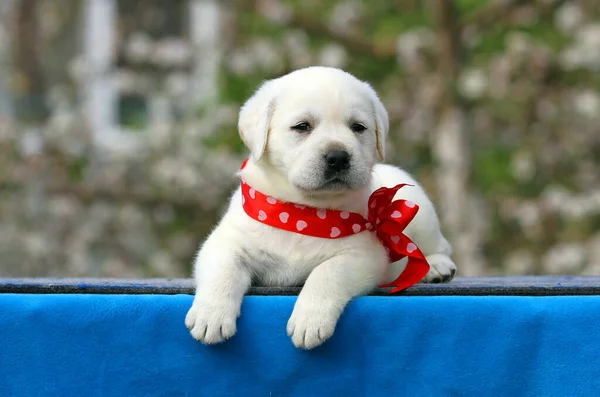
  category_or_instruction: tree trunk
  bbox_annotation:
[188,0,221,117]
[427,0,487,275]
[0,0,16,119]
[81,0,119,150]
[13,0,49,122]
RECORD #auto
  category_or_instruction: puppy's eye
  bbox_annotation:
[350,123,367,133]
[292,122,312,133]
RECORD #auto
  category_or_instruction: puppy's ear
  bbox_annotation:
[238,82,277,162]
[364,83,389,162]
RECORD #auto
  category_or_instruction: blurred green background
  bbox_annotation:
[0,0,598,278]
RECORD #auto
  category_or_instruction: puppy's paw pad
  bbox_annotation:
[422,254,457,284]
[185,300,238,345]
[287,306,339,350]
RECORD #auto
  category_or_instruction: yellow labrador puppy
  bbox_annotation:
[185,67,456,349]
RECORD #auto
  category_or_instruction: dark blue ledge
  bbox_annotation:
[1,276,600,295]
[1,277,600,397]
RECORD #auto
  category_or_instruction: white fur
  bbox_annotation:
[185,67,457,350]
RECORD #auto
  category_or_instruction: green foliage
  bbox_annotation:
[473,147,515,195]
[68,157,89,181]
[119,96,149,130]
[369,7,430,40]
[238,7,287,38]
[202,125,247,154]
[8,0,599,277]
[180,0,600,274]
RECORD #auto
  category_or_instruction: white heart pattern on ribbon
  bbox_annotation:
[279,212,289,223]
[296,220,308,231]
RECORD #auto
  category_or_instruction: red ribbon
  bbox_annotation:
[366,184,430,292]
[239,159,430,293]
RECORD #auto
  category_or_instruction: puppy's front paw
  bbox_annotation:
[286,303,340,350]
[185,299,239,345]
[422,254,457,283]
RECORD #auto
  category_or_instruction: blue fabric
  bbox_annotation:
[1,294,599,397]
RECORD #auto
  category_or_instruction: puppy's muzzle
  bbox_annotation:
[324,149,351,173]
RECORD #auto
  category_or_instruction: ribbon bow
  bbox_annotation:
[238,159,430,293]
[366,184,430,293]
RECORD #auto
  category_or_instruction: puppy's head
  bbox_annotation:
[238,66,389,195]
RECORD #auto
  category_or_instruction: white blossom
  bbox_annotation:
[396,29,435,71]
[542,243,586,274]
[151,38,191,68]
[555,3,584,34]
[19,127,44,156]
[511,151,536,182]
[505,250,536,275]
[149,250,179,276]
[330,1,364,35]
[227,48,255,76]
[458,69,488,100]
[318,44,348,68]
[257,0,291,24]
[251,39,285,72]
[283,30,313,69]
[124,32,153,64]
[573,90,600,119]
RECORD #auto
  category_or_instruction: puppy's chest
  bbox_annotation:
[227,191,374,286]
[238,237,331,286]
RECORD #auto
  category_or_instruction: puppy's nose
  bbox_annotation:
[325,149,351,172]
